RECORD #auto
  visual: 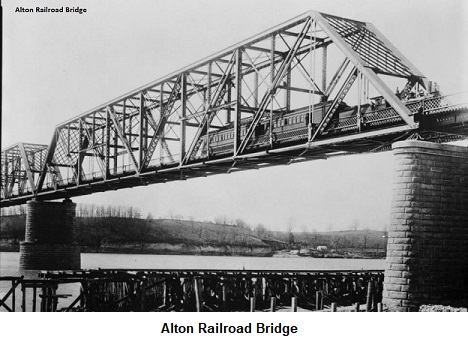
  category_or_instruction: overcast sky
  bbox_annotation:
[2,0,467,231]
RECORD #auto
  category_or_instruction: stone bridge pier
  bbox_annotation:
[20,199,80,270]
[383,141,468,311]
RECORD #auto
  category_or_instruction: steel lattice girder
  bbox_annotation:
[1,143,48,199]
[2,10,468,206]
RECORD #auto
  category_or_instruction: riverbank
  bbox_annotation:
[1,240,385,259]
[0,239,273,257]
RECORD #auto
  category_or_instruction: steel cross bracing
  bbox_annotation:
[2,11,468,206]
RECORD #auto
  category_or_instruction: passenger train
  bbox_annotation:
[194,93,433,159]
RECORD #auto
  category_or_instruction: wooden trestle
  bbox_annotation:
[1,269,384,312]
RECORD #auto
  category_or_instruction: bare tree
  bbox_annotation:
[214,215,228,225]
[350,219,360,231]
[286,217,295,245]
[362,228,371,251]
[254,223,268,238]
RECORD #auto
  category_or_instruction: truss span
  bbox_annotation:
[2,11,468,207]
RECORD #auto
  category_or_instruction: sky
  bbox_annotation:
[2,0,467,231]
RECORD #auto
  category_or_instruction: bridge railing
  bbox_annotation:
[422,92,468,114]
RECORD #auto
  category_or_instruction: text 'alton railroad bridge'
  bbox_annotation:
[1,11,467,312]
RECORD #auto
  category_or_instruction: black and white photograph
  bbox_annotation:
[1,0,467,339]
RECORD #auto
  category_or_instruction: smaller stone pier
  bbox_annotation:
[20,199,80,270]
[383,141,468,311]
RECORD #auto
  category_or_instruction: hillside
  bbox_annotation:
[1,214,386,258]
[0,215,273,256]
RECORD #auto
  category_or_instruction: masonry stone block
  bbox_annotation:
[383,141,468,312]
[20,199,81,270]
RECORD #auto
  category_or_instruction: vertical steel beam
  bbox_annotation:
[285,64,291,112]
[234,48,243,154]
[105,111,111,179]
[113,125,118,174]
[270,34,276,146]
[180,74,187,165]
[122,101,126,140]
[254,72,259,107]
[357,72,362,132]
[92,113,96,147]
[76,120,83,185]
[1,151,7,198]
[139,92,146,168]
[159,84,164,162]
[207,62,212,107]
[322,44,327,96]
[226,82,232,124]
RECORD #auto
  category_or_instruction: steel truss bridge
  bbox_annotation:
[2,11,468,207]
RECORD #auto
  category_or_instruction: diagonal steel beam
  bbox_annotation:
[237,17,312,155]
[311,66,358,141]
[107,106,140,174]
[182,53,237,164]
[17,143,36,194]
[36,130,59,194]
[313,11,416,128]
[141,75,182,170]
[6,155,20,198]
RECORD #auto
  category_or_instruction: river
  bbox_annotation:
[0,251,385,311]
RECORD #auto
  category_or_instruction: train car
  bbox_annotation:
[200,101,343,158]
[195,92,438,160]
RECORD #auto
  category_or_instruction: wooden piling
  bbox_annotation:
[40,285,46,312]
[182,278,189,311]
[139,283,146,312]
[270,297,277,312]
[315,291,323,310]
[291,296,297,312]
[377,302,383,312]
[21,282,26,312]
[372,280,378,312]
[11,280,16,312]
[194,277,203,312]
[366,280,373,312]
[355,302,360,312]
[222,283,227,311]
[250,297,256,312]
[162,280,167,306]
[32,286,37,312]
[331,302,337,312]
[262,278,267,302]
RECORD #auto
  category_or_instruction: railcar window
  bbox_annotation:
[284,119,288,125]
[300,115,304,123]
